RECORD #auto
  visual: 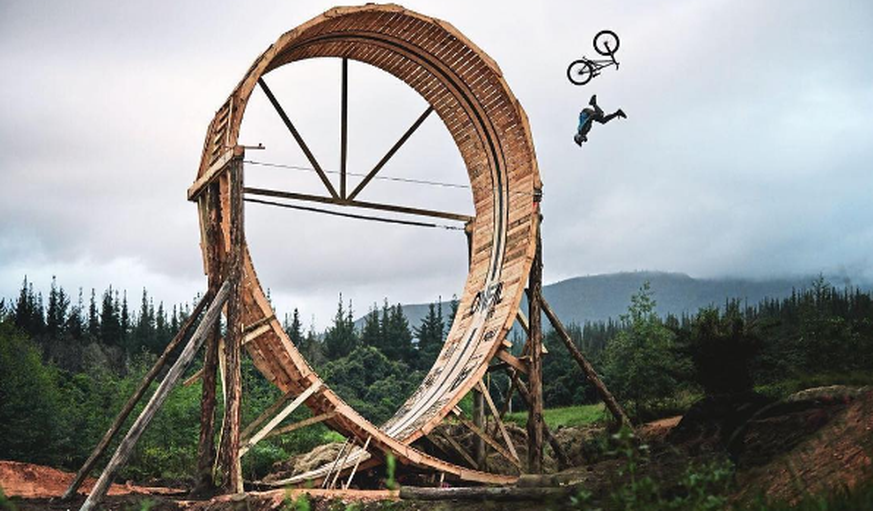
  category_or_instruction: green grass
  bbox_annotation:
[505,403,607,429]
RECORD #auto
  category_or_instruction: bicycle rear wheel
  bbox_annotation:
[594,30,620,56]
[566,59,595,85]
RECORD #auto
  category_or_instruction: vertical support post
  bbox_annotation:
[218,156,245,493]
[194,179,223,495]
[340,57,348,199]
[527,206,544,474]
[473,387,487,469]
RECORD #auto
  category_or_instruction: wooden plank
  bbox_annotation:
[79,280,230,511]
[239,381,323,457]
[264,411,336,440]
[240,390,297,441]
[432,431,478,470]
[452,408,519,469]
[346,106,434,201]
[494,349,528,375]
[343,435,371,490]
[188,146,244,201]
[244,187,473,223]
[258,77,338,199]
[62,292,211,501]
[477,380,519,462]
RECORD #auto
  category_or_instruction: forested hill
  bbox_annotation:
[364,271,861,328]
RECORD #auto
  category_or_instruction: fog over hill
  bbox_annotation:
[356,271,867,333]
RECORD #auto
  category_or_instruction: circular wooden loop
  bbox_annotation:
[194,4,541,484]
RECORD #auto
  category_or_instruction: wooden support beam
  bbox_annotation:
[495,349,528,375]
[187,146,245,201]
[244,187,473,223]
[322,438,351,489]
[472,387,486,469]
[239,381,323,457]
[194,180,223,495]
[453,408,520,470]
[516,308,530,335]
[62,292,211,501]
[526,214,545,474]
[240,390,297,442]
[430,431,478,470]
[264,411,336,440]
[258,77,338,199]
[340,58,348,199]
[343,435,371,490]
[79,280,231,511]
[477,380,519,463]
[533,290,632,428]
[346,106,434,201]
[217,158,244,494]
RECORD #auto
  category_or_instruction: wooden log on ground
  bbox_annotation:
[534,291,632,428]
[78,280,231,511]
[62,291,211,501]
[399,485,573,501]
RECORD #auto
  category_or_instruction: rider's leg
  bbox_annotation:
[589,94,598,107]
[596,109,626,124]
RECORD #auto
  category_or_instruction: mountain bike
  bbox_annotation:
[566,30,620,86]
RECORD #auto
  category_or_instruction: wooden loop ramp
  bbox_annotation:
[193,4,541,485]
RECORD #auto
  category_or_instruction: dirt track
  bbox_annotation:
[0,460,183,499]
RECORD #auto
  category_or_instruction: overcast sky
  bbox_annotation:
[2,0,872,328]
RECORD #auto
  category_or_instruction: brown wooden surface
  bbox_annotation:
[192,4,541,486]
[217,159,244,493]
[526,216,544,473]
[195,180,223,494]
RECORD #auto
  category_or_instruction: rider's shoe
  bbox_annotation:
[589,94,598,106]
[616,109,627,119]
[574,134,583,146]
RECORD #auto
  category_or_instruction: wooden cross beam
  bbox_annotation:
[239,380,324,457]
[346,105,434,201]
[452,407,520,470]
[258,77,339,199]
[477,380,519,462]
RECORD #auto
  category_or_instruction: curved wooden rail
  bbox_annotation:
[193,4,541,485]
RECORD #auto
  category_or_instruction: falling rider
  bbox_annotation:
[574,94,626,146]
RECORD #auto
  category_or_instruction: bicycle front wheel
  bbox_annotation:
[566,59,595,86]
[594,30,620,56]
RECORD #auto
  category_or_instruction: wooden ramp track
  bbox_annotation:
[193,4,541,485]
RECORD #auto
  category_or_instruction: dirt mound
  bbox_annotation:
[732,388,873,504]
[667,392,773,452]
[0,460,183,499]
[262,442,344,483]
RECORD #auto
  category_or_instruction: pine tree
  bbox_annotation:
[87,288,100,342]
[324,294,358,360]
[360,304,382,349]
[414,301,444,369]
[100,286,121,345]
[384,304,413,364]
[134,288,155,353]
[46,276,69,339]
[284,308,304,345]
[120,291,130,350]
[14,276,45,337]
[66,288,85,342]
